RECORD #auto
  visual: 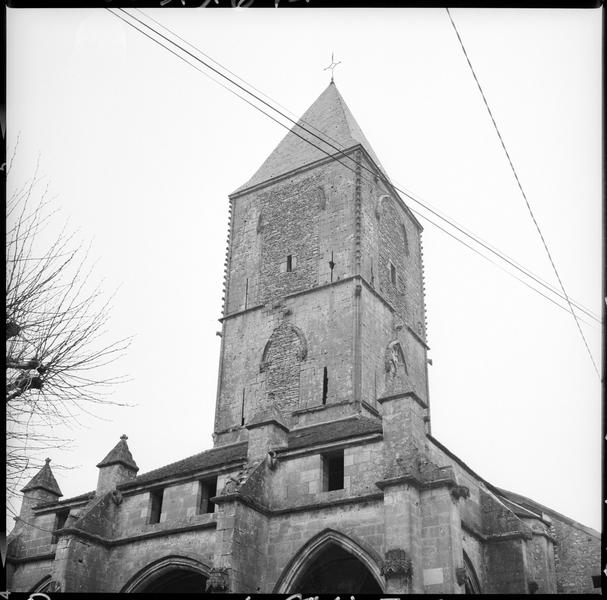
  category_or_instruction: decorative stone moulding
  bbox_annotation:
[206,567,230,593]
[380,548,413,580]
[451,485,471,501]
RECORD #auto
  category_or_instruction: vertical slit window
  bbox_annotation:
[52,509,69,544]
[322,367,328,405]
[198,478,217,515]
[322,450,344,491]
[286,255,293,272]
[149,489,164,524]
[390,262,396,285]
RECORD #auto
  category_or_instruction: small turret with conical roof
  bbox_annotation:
[96,434,139,494]
[18,458,63,524]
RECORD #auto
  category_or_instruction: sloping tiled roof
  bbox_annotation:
[287,416,383,451]
[21,458,63,497]
[96,435,139,471]
[119,442,248,489]
[233,82,387,194]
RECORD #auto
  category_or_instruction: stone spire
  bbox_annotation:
[96,434,139,494]
[233,82,387,194]
[21,457,62,497]
[17,458,63,527]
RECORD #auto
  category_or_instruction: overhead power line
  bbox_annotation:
[106,8,600,333]
[445,8,600,378]
[119,8,601,326]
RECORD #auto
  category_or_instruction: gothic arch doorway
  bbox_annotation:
[275,529,384,594]
[121,556,209,594]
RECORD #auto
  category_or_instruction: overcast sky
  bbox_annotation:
[7,6,602,532]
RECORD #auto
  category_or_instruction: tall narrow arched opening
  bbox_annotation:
[275,529,384,594]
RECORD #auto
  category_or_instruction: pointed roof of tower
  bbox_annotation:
[234,82,387,194]
[96,434,139,472]
[21,458,63,497]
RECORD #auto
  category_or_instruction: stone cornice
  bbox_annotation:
[272,492,384,516]
[218,303,264,323]
[485,530,534,543]
[213,490,383,518]
[218,277,429,351]
[376,471,457,492]
[276,433,383,460]
[6,552,55,565]
[47,519,218,549]
[377,390,428,410]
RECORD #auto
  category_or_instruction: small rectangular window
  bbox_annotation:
[322,367,328,405]
[322,450,344,491]
[51,509,69,544]
[149,488,164,524]
[390,262,396,285]
[198,478,218,514]
[592,575,601,589]
[286,255,293,272]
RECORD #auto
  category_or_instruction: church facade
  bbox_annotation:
[7,83,600,595]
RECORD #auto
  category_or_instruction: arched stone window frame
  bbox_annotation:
[259,322,308,373]
[274,528,385,593]
[375,194,392,220]
[30,575,53,593]
[461,551,482,594]
[120,555,211,593]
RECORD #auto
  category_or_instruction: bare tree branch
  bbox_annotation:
[6,158,133,505]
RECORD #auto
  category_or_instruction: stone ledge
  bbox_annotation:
[6,552,55,565]
[272,492,384,516]
[485,530,534,543]
[211,491,383,518]
[276,433,383,459]
[377,390,428,410]
[376,472,457,492]
[49,519,218,549]
[292,400,354,417]
[219,303,264,323]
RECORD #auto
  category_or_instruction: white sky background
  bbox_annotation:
[6,6,602,532]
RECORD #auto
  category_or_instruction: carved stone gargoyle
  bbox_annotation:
[205,567,230,593]
[380,548,413,580]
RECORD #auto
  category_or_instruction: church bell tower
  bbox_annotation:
[213,81,430,447]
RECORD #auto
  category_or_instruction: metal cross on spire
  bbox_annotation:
[324,52,342,83]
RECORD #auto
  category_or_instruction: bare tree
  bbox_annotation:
[6,155,131,501]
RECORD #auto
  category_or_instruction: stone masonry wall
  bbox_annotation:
[359,155,426,338]
[551,515,601,594]
[6,558,54,593]
[226,160,356,315]
[216,282,356,438]
[106,528,216,592]
[268,441,383,510]
[264,500,384,593]
[360,285,429,407]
